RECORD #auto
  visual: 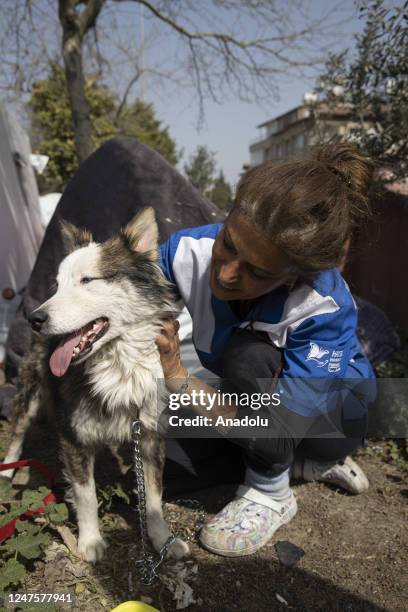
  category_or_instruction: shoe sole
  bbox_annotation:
[200,503,298,558]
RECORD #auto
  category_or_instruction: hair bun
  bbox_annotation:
[312,143,373,200]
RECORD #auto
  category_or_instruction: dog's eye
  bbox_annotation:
[81,277,94,284]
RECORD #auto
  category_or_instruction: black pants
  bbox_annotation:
[163,329,368,496]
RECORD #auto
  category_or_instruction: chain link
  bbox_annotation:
[132,418,205,586]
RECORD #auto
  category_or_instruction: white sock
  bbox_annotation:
[244,466,291,500]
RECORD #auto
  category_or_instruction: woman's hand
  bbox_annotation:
[155,318,185,380]
[156,319,237,424]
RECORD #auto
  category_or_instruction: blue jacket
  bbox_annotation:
[160,223,376,417]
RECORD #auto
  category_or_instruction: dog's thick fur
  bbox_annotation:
[2,208,188,562]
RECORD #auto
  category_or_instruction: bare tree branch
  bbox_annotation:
[78,0,106,38]
[118,0,333,49]
[0,0,355,160]
[115,69,142,118]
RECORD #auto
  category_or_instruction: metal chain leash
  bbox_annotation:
[132,418,206,586]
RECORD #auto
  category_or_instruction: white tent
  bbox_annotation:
[0,105,44,364]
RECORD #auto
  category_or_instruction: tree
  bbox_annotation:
[314,0,408,183]
[30,62,179,192]
[0,0,352,165]
[115,100,178,166]
[209,171,233,211]
[184,147,233,209]
[184,146,217,195]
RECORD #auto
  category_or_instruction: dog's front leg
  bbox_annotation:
[2,390,41,480]
[139,428,189,560]
[60,437,107,563]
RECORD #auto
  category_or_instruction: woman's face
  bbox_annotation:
[210,211,295,301]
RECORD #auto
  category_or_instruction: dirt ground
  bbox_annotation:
[0,412,407,612]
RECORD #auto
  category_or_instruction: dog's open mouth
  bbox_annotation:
[49,317,109,377]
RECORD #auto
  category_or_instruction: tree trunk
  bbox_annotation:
[58,1,104,164]
[62,29,93,163]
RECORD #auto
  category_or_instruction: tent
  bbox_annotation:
[0,106,44,368]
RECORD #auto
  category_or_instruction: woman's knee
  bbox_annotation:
[222,329,282,389]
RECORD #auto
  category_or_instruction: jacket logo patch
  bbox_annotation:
[306,342,329,367]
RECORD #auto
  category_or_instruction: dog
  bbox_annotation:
[2,207,189,562]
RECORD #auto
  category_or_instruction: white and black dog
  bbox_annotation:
[2,207,189,562]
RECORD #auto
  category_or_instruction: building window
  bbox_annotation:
[294,134,305,150]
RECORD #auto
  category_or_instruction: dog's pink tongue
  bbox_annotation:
[49,332,82,377]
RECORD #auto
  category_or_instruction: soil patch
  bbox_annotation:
[0,415,407,611]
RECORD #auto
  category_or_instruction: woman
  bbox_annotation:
[156,142,376,557]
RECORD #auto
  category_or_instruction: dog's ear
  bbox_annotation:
[122,207,159,259]
[60,220,93,254]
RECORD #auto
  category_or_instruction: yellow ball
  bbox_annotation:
[111,601,159,612]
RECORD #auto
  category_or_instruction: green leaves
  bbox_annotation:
[184,145,217,194]
[97,481,130,511]
[0,485,54,527]
[209,170,233,212]
[21,486,50,510]
[0,481,69,591]
[45,502,69,524]
[0,558,27,590]
[183,146,233,210]
[0,502,29,528]
[0,478,14,502]
[314,0,408,183]
[5,528,51,560]
[30,62,180,192]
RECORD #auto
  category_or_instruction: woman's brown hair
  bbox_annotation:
[234,143,373,279]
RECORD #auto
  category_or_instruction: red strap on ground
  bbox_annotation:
[0,459,57,543]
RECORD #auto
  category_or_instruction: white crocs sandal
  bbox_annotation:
[318,456,369,494]
[296,455,369,494]
[199,485,297,557]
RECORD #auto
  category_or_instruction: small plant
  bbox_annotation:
[376,329,408,378]
[383,439,408,473]
[97,481,130,512]
[0,479,68,590]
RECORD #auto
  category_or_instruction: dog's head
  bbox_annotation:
[29,207,173,377]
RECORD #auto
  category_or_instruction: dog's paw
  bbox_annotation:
[77,535,107,563]
[166,537,190,560]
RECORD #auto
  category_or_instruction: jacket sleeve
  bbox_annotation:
[159,232,183,301]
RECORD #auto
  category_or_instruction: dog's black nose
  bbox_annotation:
[28,310,48,331]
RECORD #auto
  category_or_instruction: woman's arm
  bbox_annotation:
[156,319,237,423]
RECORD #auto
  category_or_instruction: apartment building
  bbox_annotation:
[249,99,365,167]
